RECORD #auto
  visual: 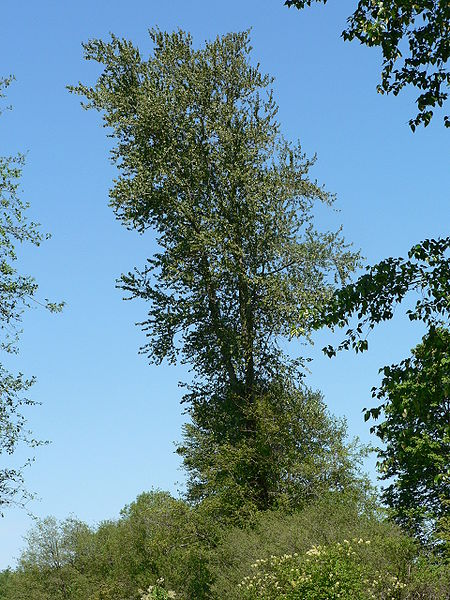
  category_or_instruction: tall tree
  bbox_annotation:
[0,77,63,512]
[285,0,450,130]
[71,29,360,516]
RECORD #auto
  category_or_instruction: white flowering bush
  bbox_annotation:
[139,578,176,599]
[239,539,407,599]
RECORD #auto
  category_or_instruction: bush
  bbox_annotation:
[210,492,415,599]
[239,538,406,599]
[139,578,176,599]
[404,556,450,599]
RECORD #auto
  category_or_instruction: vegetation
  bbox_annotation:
[0,77,63,512]
[312,237,449,547]
[1,17,448,600]
[240,534,450,599]
[314,237,450,357]
[69,29,361,520]
[239,539,407,600]
[1,490,449,599]
[285,0,450,129]
[370,327,450,547]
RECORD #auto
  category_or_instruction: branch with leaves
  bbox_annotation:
[0,77,63,512]
[285,0,450,129]
[309,237,449,544]
[312,237,449,357]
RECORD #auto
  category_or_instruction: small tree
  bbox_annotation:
[71,29,360,516]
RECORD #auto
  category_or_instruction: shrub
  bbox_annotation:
[210,492,415,599]
[140,578,176,599]
[239,539,406,600]
[405,556,450,599]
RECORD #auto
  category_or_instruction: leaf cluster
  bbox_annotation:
[315,237,449,357]
[179,377,370,523]
[367,327,450,546]
[285,0,450,129]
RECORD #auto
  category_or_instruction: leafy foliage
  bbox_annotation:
[239,539,407,600]
[0,569,12,600]
[180,380,370,524]
[5,490,443,600]
[312,237,449,546]
[13,516,93,600]
[70,29,360,515]
[209,492,413,599]
[368,327,450,546]
[314,237,449,357]
[3,492,213,600]
[405,555,450,599]
[140,580,176,599]
[285,0,450,129]
[0,77,63,512]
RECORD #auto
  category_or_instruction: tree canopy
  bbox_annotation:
[285,0,450,130]
[369,327,449,546]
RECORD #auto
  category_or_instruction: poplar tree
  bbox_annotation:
[71,30,361,518]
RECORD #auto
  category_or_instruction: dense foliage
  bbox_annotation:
[180,379,371,524]
[285,0,450,129]
[240,539,407,600]
[369,327,450,546]
[1,491,449,599]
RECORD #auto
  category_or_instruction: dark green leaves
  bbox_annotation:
[285,0,450,129]
[368,328,450,544]
[313,237,449,544]
[315,237,450,356]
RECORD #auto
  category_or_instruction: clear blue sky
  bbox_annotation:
[0,0,448,568]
